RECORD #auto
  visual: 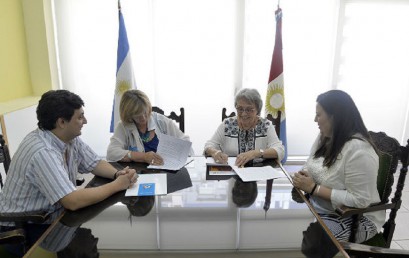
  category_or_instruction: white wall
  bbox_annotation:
[2,105,37,157]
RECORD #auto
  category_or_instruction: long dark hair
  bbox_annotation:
[314,90,371,167]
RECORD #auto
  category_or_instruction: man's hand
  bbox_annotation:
[114,167,138,189]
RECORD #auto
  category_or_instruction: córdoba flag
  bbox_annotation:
[265,6,287,162]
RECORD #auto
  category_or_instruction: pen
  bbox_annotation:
[218,144,229,164]
[219,144,224,153]
[184,159,194,167]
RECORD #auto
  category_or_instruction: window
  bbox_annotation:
[52,0,409,157]
[333,0,409,144]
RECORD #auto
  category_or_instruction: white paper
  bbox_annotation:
[231,165,286,182]
[148,133,192,170]
[125,174,167,196]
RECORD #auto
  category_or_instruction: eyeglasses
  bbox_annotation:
[236,106,256,114]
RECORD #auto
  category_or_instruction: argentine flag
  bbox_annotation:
[110,8,137,132]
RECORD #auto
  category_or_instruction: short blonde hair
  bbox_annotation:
[120,90,152,124]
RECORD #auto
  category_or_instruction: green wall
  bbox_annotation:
[0,0,32,102]
[0,0,53,114]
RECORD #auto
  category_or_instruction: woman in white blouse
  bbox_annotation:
[204,88,284,167]
[292,90,385,258]
[107,90,192,165]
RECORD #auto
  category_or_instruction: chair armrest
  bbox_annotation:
[0,211,49,223]
[0,229,26,244]
[340,241,409,257]
[336,202,396,218]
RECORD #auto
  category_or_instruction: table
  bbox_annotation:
[25,157,317,257]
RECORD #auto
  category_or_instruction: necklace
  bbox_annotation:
[134,120,151,143]
[138,130,150,142]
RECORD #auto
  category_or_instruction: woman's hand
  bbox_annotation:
[235,150,259,167]
[292,170,316,194]
[213,151,228,164]
[144,151,164,165]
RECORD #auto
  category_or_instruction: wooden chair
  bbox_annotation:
[221,107,236,121]
[152,106,185,133]
[290,132,409,257]
[334,132,409,257]
[0,134,50,256]
[0,210,50,256]
[221,108,281,136]
[0,134,11,188]
[266,112,281,138]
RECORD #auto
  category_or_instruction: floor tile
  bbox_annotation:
[392,210,409,241]
[394,240,409,250]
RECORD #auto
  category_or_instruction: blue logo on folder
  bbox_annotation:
[138,183,155,196]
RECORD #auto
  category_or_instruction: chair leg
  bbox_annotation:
[349,214,362,243]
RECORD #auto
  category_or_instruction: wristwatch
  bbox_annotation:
[259,149,264,158]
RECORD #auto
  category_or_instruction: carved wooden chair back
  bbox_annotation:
[337,133,409,257]
[340,131,407,248]
[0,134,11,188]
[152,107,185,133]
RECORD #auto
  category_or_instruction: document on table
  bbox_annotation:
[148,133,192,171]
[125,174,167,196]
[231,165,286,182]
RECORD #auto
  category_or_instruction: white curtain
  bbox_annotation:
[333,0,409,144]
[52,0,409,158]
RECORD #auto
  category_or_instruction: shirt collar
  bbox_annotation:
[42,129,69,152]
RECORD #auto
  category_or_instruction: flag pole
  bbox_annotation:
[118,0,121,11]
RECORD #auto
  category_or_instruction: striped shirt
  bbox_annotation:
[0,129,99,226]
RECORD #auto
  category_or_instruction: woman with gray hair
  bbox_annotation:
[204,88,284,167]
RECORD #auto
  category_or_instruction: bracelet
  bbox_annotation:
[316,185,321,195]
[259,149,264,158]
[310,183,318,195]
[214,150,221,156]
[127,151,132,159]
[113,170,121,179]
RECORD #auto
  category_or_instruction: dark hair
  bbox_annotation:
[232,179,258,208]
[314,90,371,167]
[37,90,84,130]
